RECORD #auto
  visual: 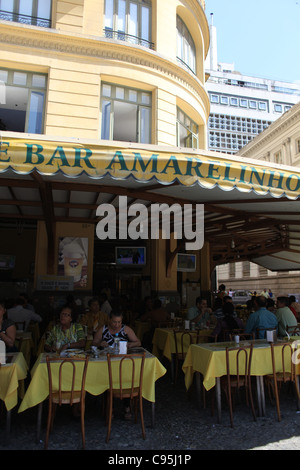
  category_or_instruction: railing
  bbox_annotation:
[176,56,196,75]
[0,10,51,28]
[104,28,154,50]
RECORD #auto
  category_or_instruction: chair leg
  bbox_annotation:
[44,401,52,450]
[139,395,145,440]
[106,394,113,443]
[81,399,86,450]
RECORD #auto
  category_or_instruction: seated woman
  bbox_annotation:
[92,310,141,350]
[0,300,17,352]
[44,305,86,353]
[212,302,244,342]
[79,297,109,336]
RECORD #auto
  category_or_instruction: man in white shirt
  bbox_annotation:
[7,297,42,331]
[99,293,112,316]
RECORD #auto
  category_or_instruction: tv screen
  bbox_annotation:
[177,253,196,272]
[115,247,146,266]
[0,254,15,270]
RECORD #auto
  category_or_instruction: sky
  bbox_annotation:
[204,0,300,83]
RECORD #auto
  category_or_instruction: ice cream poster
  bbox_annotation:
[58,237,88,288]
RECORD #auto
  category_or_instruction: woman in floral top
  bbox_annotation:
[44,305,86,353]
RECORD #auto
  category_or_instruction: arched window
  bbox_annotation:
[176,16,196,73]
[104,0,152,49]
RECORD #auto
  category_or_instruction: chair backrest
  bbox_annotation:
[229,332,255,341]
[270,342,298,383]
[46,356,89,405]
[173,330,194,358]
[106,353,146,400]
[256,327,276,339]
[196,330,218,343]
[225,343,254,387]
[287,326,300,336]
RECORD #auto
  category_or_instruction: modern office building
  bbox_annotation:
[205,17,300,296]
[205,15,300,156]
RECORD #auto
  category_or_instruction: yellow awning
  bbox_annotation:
[1,137,300,200]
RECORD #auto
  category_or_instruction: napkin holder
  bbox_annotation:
[184,320,190,330]
[0,339,6,364]
[119,341,127,354]
[266,329,277,343]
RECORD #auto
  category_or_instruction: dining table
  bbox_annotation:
[18,347,166,441]
[152,327,213,381]
[182,338,300,423]
[0,352,28,439]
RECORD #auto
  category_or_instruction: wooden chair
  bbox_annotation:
[255,327,277,339]
[229,332,255,341]
[222,344,256,427]
[287,326,300,336]
[173,330,195,383]
[264,342,300,421]
[45,356,89,449]
[196,330,218,343]
[106,353,146,443]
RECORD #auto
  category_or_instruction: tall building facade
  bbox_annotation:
[205,18,300,297]
[0,0,211,300]
[205,16,300,156]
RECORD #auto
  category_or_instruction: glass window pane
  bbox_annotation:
[141,6,150,41]
[19,0,32,17]
[32,74,46,88]
[102,84,111,97]
[117,0,126,32]
[140,107,150,144]
[0,85,28,132]
[113,101,137,142]
[128,3,137,37]
[27,91,44,133]
[0,70,8,83]
[116,87,124,99]
[37,0,51,20]
[101,100,111,139]
[13,72,27,86]
[141,92,150,105]
[104,0,113,29]
[129,90,137,102]
[0,0,13,13]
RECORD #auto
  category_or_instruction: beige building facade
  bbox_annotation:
[0,0,211,303]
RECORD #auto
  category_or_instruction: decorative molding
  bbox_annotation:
[0,21,209,113]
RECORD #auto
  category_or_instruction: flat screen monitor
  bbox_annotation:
[177,253,196,272]
[115,247,146,266]
[0,254,15,270]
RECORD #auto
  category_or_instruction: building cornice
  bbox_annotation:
[238,102,300,156]
[0,21,210,115]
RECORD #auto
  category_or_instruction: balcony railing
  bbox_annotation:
[0,10,51,28]
[104,28,154,50]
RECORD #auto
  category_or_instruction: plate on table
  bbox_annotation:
[61,349,86,358]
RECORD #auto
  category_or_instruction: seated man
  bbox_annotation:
[7,296,42,331]
[187,297,212,327]
[276,296,298,337]
[244,296,277,339]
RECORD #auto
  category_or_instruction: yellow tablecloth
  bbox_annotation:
[19,350,166,413]
[0,352,28,411]
[152,328,213,361]
[182,339,300,392]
